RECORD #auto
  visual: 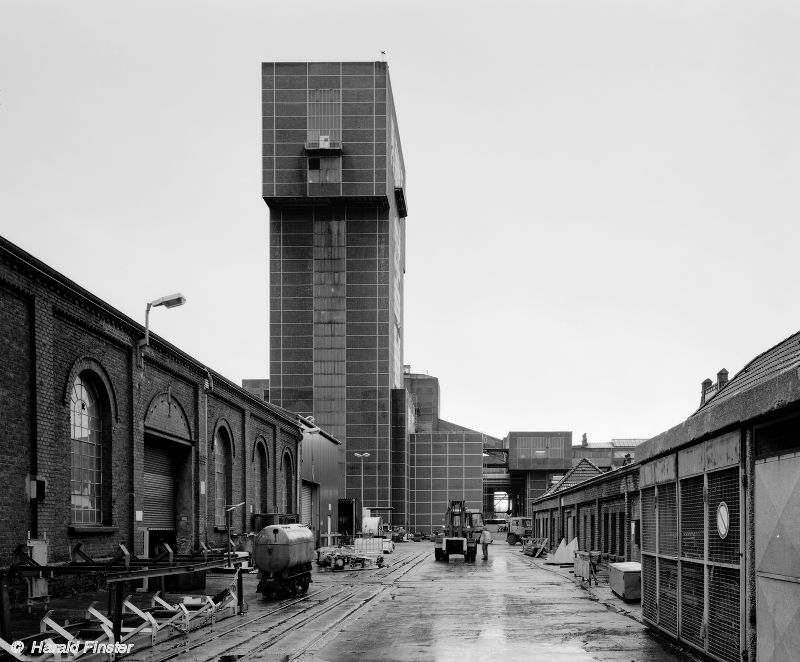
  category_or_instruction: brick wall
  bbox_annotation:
[0,285,33,563]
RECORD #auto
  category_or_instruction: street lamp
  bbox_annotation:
[354,452,370,513]
[225,501,246,568]
[137,293,186,363]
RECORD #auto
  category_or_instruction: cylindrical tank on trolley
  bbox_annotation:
[253,523,314,597]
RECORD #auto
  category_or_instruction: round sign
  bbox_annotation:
[716,501,730,539]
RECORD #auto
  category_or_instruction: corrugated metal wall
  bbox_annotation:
[143,444,175,529]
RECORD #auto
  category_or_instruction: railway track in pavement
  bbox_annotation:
[127,545,432,662]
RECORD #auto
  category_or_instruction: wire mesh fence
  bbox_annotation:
[658,558,678,635]
[680,560,705,648]
[680,475,704,559]
[642,554,657,623]
[641,487,656,553]
[658,482,678,557]
[708,468,739,565]
[708,565,740,662]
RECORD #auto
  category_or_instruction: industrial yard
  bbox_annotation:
[88,541,690,662]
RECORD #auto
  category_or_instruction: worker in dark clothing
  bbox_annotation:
[479,526,493,560]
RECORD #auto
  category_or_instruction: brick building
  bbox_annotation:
[0,236,303,572]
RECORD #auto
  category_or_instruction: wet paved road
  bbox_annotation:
[131,541,695,661]
[295,541,692,662]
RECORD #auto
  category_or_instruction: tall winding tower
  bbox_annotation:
[262,62,410,523]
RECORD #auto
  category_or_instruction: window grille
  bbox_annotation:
[71,376,102,524]
[680,475,704,559]
[215,430,232,526]
[658,558,678,635]
[307,89,341,148]
[707,468,739,565]
[641,487,656,552]
[680,561,705,648]
[642,554,657,623]
[708,565,740,662]
[658,482,678,557]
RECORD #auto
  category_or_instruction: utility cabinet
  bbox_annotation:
[609,561,641,601]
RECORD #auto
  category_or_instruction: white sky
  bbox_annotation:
[2,0,799,443]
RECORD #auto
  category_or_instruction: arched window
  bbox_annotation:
[71,375,102,524]
[253,443,269,514]
[215,428,233,526]
[283,452,294,515]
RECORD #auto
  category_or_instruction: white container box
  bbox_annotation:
[609,562,641,601]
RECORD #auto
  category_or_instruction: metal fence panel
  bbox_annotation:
[709,565,740,662]
[708,467,739,565]
[658,558,679,635]
[680,561,705,648]
[680,475,704,559]
[642,554,657,623]
[641,487,656,553]
[658,482,678,557]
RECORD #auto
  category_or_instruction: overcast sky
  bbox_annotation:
[2,0,798,443]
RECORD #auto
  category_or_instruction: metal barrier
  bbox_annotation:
[0,541,245,660]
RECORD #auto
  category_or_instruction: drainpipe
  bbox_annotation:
[296,428,303,519]
[203,370,213,544]
[745,427,756,660]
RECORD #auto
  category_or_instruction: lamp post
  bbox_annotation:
[354,452,370,515]
[137,293,186,364]
[225,501,246,568]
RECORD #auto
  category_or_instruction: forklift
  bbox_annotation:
[434,500,484,562]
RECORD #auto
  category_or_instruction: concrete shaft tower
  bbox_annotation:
[262,62,409,522]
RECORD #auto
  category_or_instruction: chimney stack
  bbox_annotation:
[717,368,729,389]
[701,378,713,406]
[581,433,588,448]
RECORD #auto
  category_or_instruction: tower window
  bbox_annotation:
[308,156,341,184]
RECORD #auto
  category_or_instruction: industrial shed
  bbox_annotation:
[531,458,640,564]
[637,330,800,662]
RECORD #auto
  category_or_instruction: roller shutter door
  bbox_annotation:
[144,445,175,529]
[300,483,313,528]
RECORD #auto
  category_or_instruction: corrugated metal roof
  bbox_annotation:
[699,330,800,411]
[539,458,602,498]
